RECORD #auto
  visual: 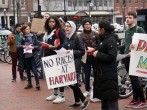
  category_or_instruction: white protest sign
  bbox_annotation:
[129,33,147,77]
[42,50,77,89]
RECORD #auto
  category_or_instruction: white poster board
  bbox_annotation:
[129,33,147,78]
[42,50,77,89]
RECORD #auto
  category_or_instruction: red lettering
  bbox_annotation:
[49,77,54,85]
[136,40,146,51]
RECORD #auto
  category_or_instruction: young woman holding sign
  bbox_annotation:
[41,16,66,104]
[63,21,89,110]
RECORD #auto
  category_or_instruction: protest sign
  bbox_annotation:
[42,50,77,89]
[129,33,147,78]
[31,18,46,32]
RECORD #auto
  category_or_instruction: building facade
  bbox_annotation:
[114,0,147,25]
[34,0,114,25]
[0,0,34,28]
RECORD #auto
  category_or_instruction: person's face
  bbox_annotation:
[48,18,56,29]
[126,15,136,26]
[64,23,72,36]
[24,26,30,35]
[16,26,21,32]
[43,14,50,20]
[83,22,92,30]
[98,27,105,36]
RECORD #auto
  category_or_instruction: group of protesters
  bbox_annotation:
[7,11,147,110]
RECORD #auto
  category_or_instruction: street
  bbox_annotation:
[0,62,146,110]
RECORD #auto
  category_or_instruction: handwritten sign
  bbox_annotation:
[129,33,147,78]
[42,50,77,89]
[31,18,46,33]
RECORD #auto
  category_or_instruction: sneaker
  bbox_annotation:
[90,98,101,102]
[11,78,16,82]
[133,101,147,109]
[83,91,90,97]
[53,96,65,104]
[68,103,81,108]
[46,95,57,101]
[81,100,89,110]
[125,99,138,108]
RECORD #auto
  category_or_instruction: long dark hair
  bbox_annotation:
[44,16,61,34]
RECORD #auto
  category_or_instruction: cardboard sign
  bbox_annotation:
[129,33,147,78]
[31,18,46,32]
[42,50,77,89]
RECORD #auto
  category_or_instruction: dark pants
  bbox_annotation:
[25,57,39,85]
[84,60,95,92]
[11,52,23,79]
[125,57,145,102]
[102,99,119,110]
[54,87,64,93]
[69,84,86,102]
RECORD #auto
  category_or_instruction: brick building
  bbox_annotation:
[0,0,34,28]
[114,0,147,25]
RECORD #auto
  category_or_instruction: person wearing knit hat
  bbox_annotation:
[80,18,100,103]
[63,21,89,110]
[82,18,92,27]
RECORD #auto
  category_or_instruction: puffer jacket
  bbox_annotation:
[63,33,85,73]
[80,30,99,61]
[93,33,119,101]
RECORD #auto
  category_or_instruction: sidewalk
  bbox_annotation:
[0,63,146,110]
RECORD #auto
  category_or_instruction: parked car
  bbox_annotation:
[77,23,98,34]
[111,23,124,33]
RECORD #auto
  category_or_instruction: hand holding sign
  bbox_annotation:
[40,42,49,49]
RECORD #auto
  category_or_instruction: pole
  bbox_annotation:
[38,0,42,18]
[4,9,6,27]
[64,0,66,16]
[89,3,91,17]
[13,0,15,25]
[123,0,126,30]
[17,2,19,23]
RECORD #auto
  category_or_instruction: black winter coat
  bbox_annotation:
[63,33,85,73]
[94,33,119,101]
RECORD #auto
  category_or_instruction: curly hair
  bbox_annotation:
[44,16,61,35]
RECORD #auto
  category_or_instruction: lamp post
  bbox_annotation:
[87,0,92,17]
[13,0,15,25]
[16,2,20,23]
[123,0,126,30]
[64,0,66,16]
[38,0,42,18]
[4,9,6,28]
[111,9,114,24]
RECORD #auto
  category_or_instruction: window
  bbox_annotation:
[135,0,138,3]
[99,0,103,6]
[104,0,107,6]
[20,0,25,5]
[2,0,5,4]
[94,0,98,6]
[78,0,82,6]
[142,0,145,3]
[68,0,72,6]
[109,0,112,6]
[84,1,87,6]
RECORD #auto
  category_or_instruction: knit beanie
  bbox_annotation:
[82,18,92,27]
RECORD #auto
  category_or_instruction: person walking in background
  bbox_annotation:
[80,18,100,102]
[7,23,24,82]
[19,24,41,90]
[93,20,119,110]
[63,21,89,110]
[119,11,147,109]
[42,16,66,104]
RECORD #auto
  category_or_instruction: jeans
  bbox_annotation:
[25,57,39,85]
[11,52,23,79]
[84,60,95,92]
[102,99,119,110]
[125,57,145,102]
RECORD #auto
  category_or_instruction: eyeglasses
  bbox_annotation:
[84,23,91,26]
[65,25,71,28]
[49,21,55,23]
